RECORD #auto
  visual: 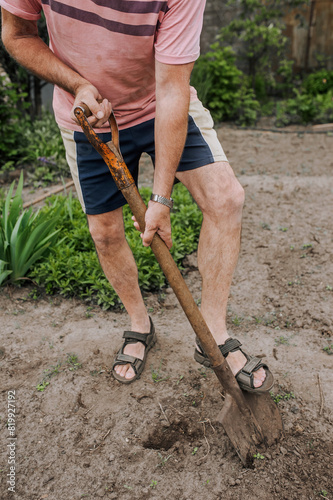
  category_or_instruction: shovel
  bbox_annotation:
[74,105,283,466]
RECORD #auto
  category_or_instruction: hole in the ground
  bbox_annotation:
[142,418,200,451]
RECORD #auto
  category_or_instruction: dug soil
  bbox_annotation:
[1,125,332,500]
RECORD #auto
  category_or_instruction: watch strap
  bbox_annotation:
[150,193,174,209]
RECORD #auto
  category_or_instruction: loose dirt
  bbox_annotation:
[1,125,332,500]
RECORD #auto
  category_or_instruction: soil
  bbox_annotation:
[1,124,332,500]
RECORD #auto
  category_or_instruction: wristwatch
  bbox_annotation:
[150,193,174,209]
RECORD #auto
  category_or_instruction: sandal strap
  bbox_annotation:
[114,353,143,375]
[219,338,242,357]
[196,336,242,358]
[123,330,151,345]
[235,357,266,389]
[241,356,263,375]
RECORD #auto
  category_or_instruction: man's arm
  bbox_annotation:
[1,9,111,126]
[138,60,194,248]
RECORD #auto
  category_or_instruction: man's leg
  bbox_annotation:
[176,161,266,388]
[87,208,150,380]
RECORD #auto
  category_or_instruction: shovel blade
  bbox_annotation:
[216,393,264,467]
[243,391,284,446]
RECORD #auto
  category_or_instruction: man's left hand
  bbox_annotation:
[132,201,172,249]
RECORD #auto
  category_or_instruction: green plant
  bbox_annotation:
[275,336,289,345]
[151,361,169,383]
[323,345,333,355]
[0,173,61,286]
[36,380,50,392]
[66,353,82,371]
[270,390,295,404]
[192,447,198,455]
[231,315,243,326]
[0,75,30,168]
[253,452,265,460]
[302,69,333,96]
[31,184,203,309]
[191,44,260,124]
[149,480,157,489]
[156,452,172,467]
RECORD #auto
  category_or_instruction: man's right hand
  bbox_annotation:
[71,83,112,128]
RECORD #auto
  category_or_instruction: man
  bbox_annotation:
[1,0,273,391]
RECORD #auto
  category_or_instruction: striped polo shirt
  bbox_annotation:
[1,0,206,131]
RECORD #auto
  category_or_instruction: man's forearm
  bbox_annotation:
[154,87,190,199]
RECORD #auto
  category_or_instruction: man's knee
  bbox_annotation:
[87,212,125,253]
[203,175,245,219]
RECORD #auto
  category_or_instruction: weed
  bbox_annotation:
[123,485,133,490]
[192,447,198,455]
[156,452,172,467]
[302,243,313,249]
[198,367,207,378]
[176,374,184,385]
[36,381,50,392]
[231,315,243,326]
[261,222,271,230]
[151,360,168,383]
[270,391,295,404]
[253,453,265,460]
[323,344,333,355]
[320,490,328,498]
[150,480,157,489]
[325,285,332,291]
[279,227,288,232]
[67,353,82,371]
[275,336,289,346]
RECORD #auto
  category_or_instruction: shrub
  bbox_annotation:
[275,89,333,126]
[302,69,333,96]
[0,75,30,169]
[191,44,260,125]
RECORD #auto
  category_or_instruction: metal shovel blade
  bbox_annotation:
[217,391,283,466]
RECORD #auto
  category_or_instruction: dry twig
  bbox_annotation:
[317,373,325,416]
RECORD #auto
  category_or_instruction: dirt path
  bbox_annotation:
[1,126,332,500]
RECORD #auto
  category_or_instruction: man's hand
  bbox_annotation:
[71,83,112,128]
[132,201,172,249]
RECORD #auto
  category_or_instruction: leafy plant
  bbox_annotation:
[191,44,260,125]
[218,0,301,95]
[0,173,61,285]
[323,344,333,355]
[0,75,30,168]
[302,69,333,96]
[253,452,265,460]
[30,184,203,309]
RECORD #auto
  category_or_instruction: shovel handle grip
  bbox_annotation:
[74,101,120,153]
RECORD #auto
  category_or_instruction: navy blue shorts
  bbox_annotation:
[60,100,227,214]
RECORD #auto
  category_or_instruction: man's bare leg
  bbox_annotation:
[177,161,266,388]
[87,208,150,380]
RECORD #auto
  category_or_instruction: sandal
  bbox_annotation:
[194,337,274,394]
[111,317,156,384]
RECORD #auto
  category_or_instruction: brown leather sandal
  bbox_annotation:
[112,317,156,384]
[194,337,274,394]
